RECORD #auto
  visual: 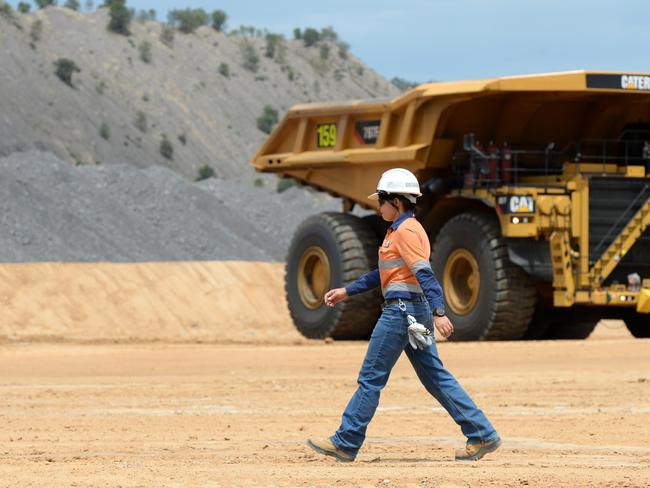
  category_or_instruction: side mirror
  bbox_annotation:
[463,133,475,151]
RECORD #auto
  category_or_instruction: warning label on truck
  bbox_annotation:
[587,73,650,91]
[354,120,381,144]
[316,123,337,148]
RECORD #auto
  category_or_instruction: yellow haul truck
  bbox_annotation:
[252,71,650,341]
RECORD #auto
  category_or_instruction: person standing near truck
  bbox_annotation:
[307,168,501,462]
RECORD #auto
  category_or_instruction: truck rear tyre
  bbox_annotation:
[526,306,600,340]
[431,212,536,341]
[623,312,650,338]
[285,212,383,339]
[543,311,600,339]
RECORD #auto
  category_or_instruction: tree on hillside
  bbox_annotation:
[106,0,131,35]
[240,39,259,73]
[138,40,151,63]
[64,0,80,11]
[391,77,419,92]
[160,24,174,47]
[302,28,319,47]
[18,2,31,13]
[135,9,155,22]
[320,26,339,42]
[256,105,279,134]
[54,58,81,87]
[196,165,216,181]
[160,135,173,160]
[35,0,57,8]
[337,41,349,59]
[168,8,208,34]
[265,33,283,59]
[211,9,226,31]
[0,2,14,18]
[30,19,43,43]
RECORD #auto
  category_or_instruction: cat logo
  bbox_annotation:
[586,73,650,91]
[509,195,535,213]
[498,195,535,214]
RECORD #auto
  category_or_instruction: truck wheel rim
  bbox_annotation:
[297,246,331,309]
[443,249,480,315]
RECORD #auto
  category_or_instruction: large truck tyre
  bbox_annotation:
[623,311,650,338]
[285,212,383,339]
[431,212,536,341]
[542,308,600,339]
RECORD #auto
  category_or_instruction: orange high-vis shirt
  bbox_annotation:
[345,211,444,311]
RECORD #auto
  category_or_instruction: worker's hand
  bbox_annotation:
[324,288,347,307]
[434,315,454,338]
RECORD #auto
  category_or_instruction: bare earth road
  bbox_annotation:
[1,331,649,487]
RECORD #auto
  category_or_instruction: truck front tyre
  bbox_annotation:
[285,212,382,340]
[431,212,536,341]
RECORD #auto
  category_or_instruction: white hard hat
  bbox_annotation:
[368,168,422,203]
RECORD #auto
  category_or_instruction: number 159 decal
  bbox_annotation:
[316,123,337,148]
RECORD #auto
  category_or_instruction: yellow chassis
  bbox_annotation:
[461,163,650,312]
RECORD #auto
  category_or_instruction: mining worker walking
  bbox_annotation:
[307,168,501,462]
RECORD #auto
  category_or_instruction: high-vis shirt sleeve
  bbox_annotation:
[414,268,445,310]
[393,229,445,310]
[345,269,380,296]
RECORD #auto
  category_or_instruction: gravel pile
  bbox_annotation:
[0,151,368,262]
[197,178,351,259]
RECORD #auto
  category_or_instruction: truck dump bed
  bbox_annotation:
[252,70,650,207]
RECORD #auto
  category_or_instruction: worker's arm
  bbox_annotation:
[324,269,379,307]
[345,269,380,296]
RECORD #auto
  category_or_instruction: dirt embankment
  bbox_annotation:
[0,261,303,345]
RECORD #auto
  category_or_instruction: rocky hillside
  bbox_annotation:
[0,5,400,183]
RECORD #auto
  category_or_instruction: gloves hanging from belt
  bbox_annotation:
[407,314,433,350]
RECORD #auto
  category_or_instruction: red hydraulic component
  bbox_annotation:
[487,141,499,183]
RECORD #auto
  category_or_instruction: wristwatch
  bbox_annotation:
[433,307,446,317]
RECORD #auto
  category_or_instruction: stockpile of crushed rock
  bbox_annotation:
[0,151,368,262]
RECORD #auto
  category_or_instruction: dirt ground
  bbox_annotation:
[1,327,649,487]
[1,262,648,486]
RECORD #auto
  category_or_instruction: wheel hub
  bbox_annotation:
[443,249,480,315]
[297,246,331,309]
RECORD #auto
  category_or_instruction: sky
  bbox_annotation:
[14,0,650,83]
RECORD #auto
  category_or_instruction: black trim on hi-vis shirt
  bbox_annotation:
[354,120,381,145]
[587,73,650,91]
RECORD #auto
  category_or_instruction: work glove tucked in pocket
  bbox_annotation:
[407,314,433,350]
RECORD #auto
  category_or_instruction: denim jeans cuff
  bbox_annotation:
[469,432,500,444]
[330,435,357,457]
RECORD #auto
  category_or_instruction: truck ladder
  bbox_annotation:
[551,231,576,306]
[590,185,650,287]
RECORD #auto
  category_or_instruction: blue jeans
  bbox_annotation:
[331,299,499,457]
